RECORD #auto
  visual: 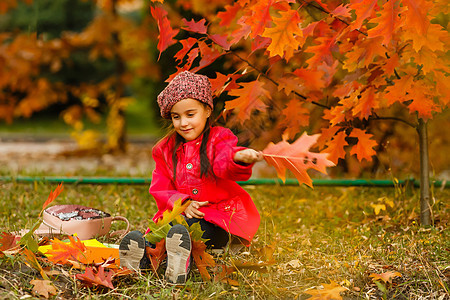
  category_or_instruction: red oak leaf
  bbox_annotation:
[262,133,335,187]
[279,99,310,140]
[76,266,114,289]
[191,41,223,72]
[349,128,377,162]
[174,37,197,62]
[225,80,270,123]
[210,34,231,50]
[150,6,179,60]
[182,18,207,34]
[145,239,166,273]
[218,3,241,27]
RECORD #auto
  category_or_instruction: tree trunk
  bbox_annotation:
[417,118,431,226]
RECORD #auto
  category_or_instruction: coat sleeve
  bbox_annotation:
[211,128,253,181]
[149,144,190,221]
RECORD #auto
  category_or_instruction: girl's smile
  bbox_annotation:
[170,98,211,141]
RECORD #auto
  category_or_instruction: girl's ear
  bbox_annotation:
[206,106,212,118]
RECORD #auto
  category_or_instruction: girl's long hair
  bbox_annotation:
[168,118,213,182]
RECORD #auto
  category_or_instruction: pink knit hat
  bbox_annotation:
[157,71,213,119]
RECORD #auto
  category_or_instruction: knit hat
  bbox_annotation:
[157,71,213,119]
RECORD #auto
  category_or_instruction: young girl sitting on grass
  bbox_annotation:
[119,71,263,284]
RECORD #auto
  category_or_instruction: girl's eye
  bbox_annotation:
[187,113,195,117]
[172,115,180,120]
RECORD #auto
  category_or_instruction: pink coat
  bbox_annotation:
[149,126,260,244]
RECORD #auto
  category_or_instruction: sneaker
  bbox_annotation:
[119,230,146,271]
[165,224,192,284]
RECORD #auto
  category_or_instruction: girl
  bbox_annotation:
[119,71,262,284]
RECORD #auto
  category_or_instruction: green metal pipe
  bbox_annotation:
[0,176,448,188]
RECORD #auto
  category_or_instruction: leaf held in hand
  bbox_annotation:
[262,132,335,187]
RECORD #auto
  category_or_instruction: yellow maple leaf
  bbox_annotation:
[371,203,386,215]
[304,280,347,300]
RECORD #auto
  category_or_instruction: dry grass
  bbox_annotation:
[0,181,448,299]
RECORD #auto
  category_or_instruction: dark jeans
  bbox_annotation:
[185,217,230,249]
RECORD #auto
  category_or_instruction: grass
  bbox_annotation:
[0,180,448,299]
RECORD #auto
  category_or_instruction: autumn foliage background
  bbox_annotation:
[0,0,448,180]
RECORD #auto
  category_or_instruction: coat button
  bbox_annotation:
[192,189,198,195]
[186,163,193,170]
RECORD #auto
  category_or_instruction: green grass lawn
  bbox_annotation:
[0,182,448,299]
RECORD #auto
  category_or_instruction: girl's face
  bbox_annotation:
[170,98,211,141]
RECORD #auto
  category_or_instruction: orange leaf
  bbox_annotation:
[145,239,166,273]
[30,279,57,299]
[402,0,431,35]
[244,0,274,38]
[45,236,87,264]
[349,0,378,30]
[22,248,49,280]
[304,280,347,299]
[217,3,241,27]
[321,131,348,164]
[279,100,310,140]
[76,266,115,289]
[262,10,304,60]
[191,239,215,281]
[367,0,405,46]
[353,86,378,120]
[370,271,402,283]
[349,128,377,162]
[191,41,223,72]
[226,80,270,123]
[262,132,335,187]
[150,5,179,60]
[40,183,63,216]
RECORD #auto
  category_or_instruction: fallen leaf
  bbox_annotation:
[45,236,87,264]
[76,266,114,289]
[191,239,216,281]
[0,231,20,254]
[146,239,166,272]
[30,279,58,299]
[22,248,49,280]
[304,280,347,299]
[369,271,402,283]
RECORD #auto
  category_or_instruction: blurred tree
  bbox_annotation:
[0,0,160,152]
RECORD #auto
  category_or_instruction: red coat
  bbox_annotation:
[149,126,260,243]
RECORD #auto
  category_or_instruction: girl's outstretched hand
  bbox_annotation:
[234,149,264,164]
[185,200,209,219]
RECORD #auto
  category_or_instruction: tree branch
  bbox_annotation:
[369,114,417,128]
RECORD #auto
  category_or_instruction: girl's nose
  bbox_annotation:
[180,117,188,127]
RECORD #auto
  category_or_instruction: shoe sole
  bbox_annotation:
[119,230,145,271]
[165,224,191,284]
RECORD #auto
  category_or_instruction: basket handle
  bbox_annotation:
[108,216,130,239]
